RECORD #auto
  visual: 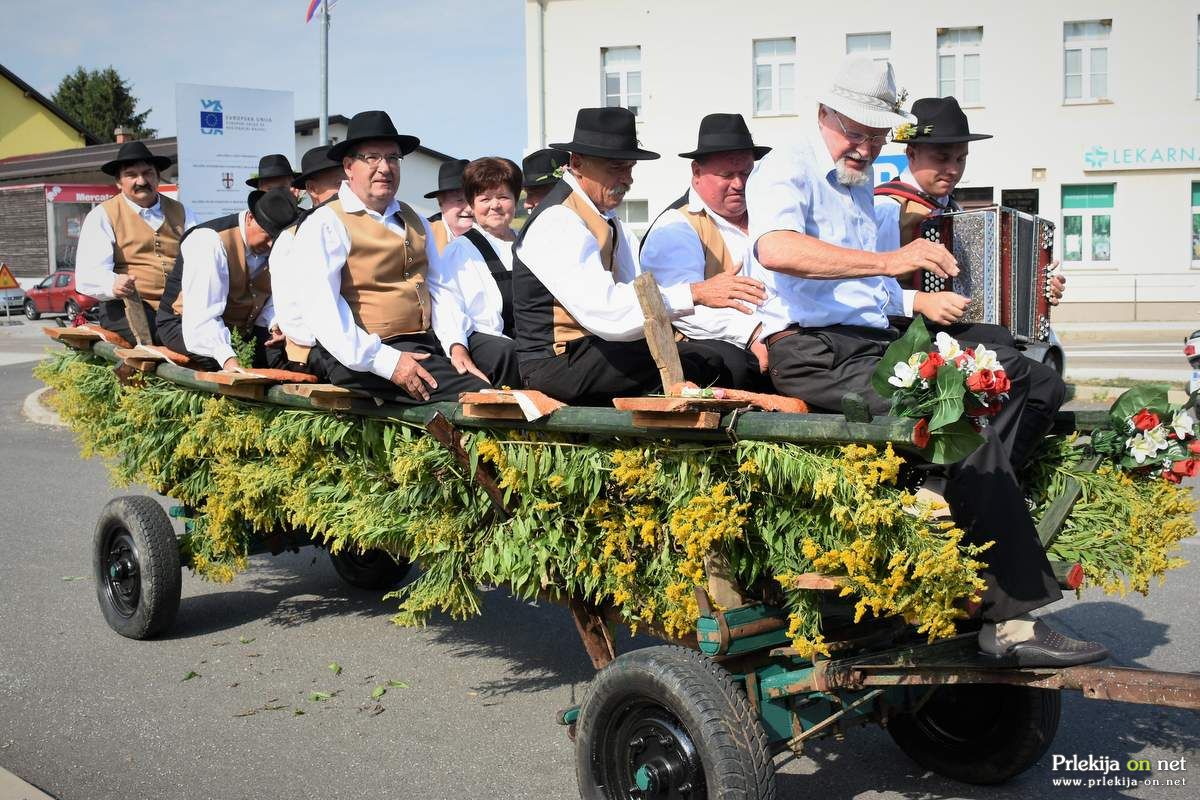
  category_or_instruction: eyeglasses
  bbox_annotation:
[353,153,402,167]
[830,111,891,147]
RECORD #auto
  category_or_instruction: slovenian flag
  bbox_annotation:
[305,0,337,22]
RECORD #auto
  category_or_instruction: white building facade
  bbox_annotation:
[524,0,1200,321]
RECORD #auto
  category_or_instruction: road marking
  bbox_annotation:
[0,352,45,367]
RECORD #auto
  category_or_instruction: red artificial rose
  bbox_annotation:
[913,418,931,449]
[1188,439,1200,455]
[1163,469,1182,484]
[966,368,996,393]
[918,352,944,381]
[964,347,976,358]
[991,370,1011,396]
[1171,459,1200,477]
[1132,409,1161,432]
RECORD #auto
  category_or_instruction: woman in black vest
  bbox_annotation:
[434,157,523,387]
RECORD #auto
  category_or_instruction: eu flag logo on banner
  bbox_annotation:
[200,99,224,135]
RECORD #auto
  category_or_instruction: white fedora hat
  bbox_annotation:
[817,57,916,129]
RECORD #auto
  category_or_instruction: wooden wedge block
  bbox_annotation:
[630,410,721,429]
[242,367,319,384]
[788,573,847,591]
[193,371,278,387]
[613,396,748,413]
[277,383,364,411]
[113,346,190,366]
[458,390,565,421]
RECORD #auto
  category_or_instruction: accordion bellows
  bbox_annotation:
[918,206,1055,342]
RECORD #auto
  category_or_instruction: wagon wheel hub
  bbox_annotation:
[616,706,703,798]
[102,531,141,618]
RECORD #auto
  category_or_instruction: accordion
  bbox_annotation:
[915,206,1055,342]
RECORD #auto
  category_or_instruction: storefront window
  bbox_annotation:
[53,203,92,269]
[1061,184,1114,267]
[1192,182,1200,262]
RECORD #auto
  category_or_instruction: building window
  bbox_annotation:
[1196,16,1199,98]
[846,32,892,64]
[1062,184,1114,265]
[1192,182,1200,262]
[616,199,650,240]
[753,38,796,116]
[1064,20,1110,102]
[937,27,983,105]
[602,46,642,116]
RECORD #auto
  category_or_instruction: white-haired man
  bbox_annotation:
[746,58,1106,668]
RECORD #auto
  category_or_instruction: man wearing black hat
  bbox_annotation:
[247,154,301,200]
[154,188,299,371]
[269,145,345,366]
[424,159,472,253]
[521,148,568,212]
[76,140,197,345]
[288,110,489,403]
[640,113,771,390]
[512,107,748,405]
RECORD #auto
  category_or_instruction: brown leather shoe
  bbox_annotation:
[981,620,1109,668]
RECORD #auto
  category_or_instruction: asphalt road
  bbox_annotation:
[1,357,1198,800]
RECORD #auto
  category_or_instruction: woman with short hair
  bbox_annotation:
[433,157,523,387]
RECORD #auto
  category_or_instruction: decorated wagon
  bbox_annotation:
[36,302,1200,800]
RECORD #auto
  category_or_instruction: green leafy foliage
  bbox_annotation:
[52,66,155,142]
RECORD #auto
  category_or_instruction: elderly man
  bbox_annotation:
[155,188,299,371]
[425,159,473,253]
[288,110,490,403]
[512,107,756,405]
[747,58,1106,667]
[521,148,568,212]
[76,141,197,345]
[640,113,771,390]
[246,153,301,200]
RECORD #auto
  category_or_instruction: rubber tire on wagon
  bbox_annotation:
[887,683,1061,785]
[328,548,412,590]
[92,496,182,639]
[575,645,775,800]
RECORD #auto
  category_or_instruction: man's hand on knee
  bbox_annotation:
[390,352,437,401]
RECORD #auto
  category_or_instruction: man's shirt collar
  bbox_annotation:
[337,180,401,220]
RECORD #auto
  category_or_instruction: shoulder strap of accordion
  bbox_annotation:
[874,180,940,210]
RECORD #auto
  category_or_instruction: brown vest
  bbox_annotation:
[171,223,271,333]
[332,199,431,339]
[677,205,741,278]
[431,218,451,254]
[551,191,616,354]
[102,194,187,309]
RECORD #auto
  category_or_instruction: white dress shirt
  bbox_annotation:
[639,188,763,347]
[75,194,198,300]
[268,226,315,346]
[746,131,897,336]
[514,171,693,341]
[289,182,467,380]
[873,168,957,317]
[179,211,270,367]
[436,224,515,344]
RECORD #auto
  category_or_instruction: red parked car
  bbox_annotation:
[24,271,98,320]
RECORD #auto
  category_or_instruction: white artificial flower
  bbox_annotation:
[1170,409,1195,440]
[973,343,1000,371]
[934,332,962,360]
[907,352,925,369]
[1145,424,1170,452]
[1127,433,1158,464]
[889,361,917,389]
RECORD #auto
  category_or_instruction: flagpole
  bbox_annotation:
[319,0,330,145]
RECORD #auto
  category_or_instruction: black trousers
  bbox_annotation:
[307,332,489,405]
[682,337,770,392]
[98,299,159,346]
[466,331,521,389]
[768,321,1064,622]
[519,336,725,406]
[158,318,287,372]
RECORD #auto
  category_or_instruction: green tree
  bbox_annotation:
[52,66,156,142]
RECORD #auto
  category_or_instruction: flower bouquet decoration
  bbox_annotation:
[1090,386,1199,483]
[870,317,1009,464]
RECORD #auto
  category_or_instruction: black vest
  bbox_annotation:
[461,228,514,338]
[156,213,241,328]
[511,179,576,363]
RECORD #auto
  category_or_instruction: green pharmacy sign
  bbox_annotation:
[1084,145,1200,171]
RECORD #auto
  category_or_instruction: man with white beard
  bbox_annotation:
[745,58,1108,669]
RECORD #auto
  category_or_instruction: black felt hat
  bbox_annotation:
[549,107,659,161]
[522,149,568,188]
[292,145,343,189]
[100,141,173,176]
[678,113,771,160]
[327,110,420,161]
[246,154,299,188]
[893,97,993,145]
[247,188,301,239]
[423,159,469,199]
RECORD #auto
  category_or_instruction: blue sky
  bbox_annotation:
[5,0,527,160]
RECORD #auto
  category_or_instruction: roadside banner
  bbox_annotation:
[175,84,294,222]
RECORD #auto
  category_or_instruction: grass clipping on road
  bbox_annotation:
[36,349,1195,658]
